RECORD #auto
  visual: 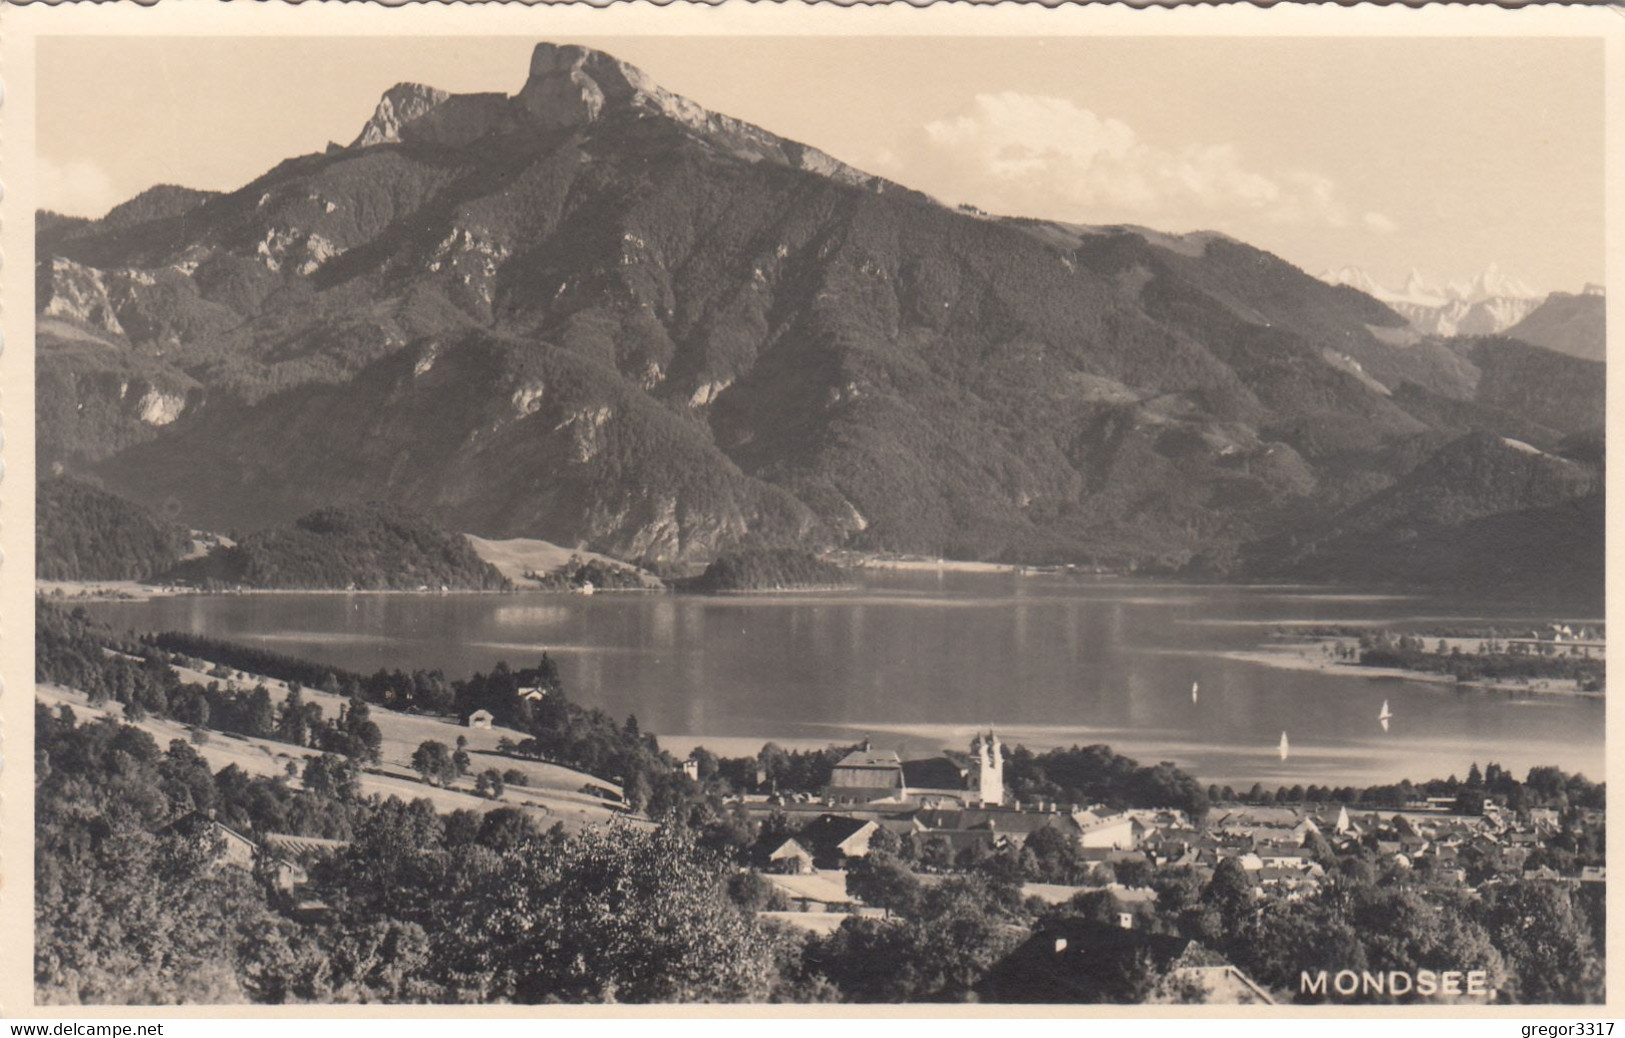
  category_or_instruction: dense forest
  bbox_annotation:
[165,504,510,590]
[36,477,191,581]
[683,549,848,592]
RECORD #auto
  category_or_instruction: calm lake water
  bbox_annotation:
[81,572,1605,789]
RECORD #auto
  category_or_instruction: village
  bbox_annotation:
[676,734,1605,1002]
[34,591,1606,1004]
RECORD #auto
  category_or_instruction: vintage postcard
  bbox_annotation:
[0,0,1618,1016]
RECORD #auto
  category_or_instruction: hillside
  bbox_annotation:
[166,503,510,590]
[36,477,191,581]
[1243,432,1603,600]
[34,42,1604,590]
[1503,290,1607,362]
[683,548,847,592]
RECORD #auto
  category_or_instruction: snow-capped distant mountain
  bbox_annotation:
[1447,264,1539,305]
[1319,264,1544,336]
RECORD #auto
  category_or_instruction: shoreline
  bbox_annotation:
[1230,639,1606,699]
[36,579,657,602]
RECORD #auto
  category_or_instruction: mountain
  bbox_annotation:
[1245,431,1602,595]
[164,503,511,590]
[1318,264,1545,337]
[1502,287,1607,362]
[36,477,191,581]
[34,42,1603,589]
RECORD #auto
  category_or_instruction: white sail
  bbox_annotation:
[1378,699,1393,732]
[1279,731,1290,761]
[1191,681,1199,704]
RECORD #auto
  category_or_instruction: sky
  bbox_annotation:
[36,35,1604,295]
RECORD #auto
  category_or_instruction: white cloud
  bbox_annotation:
[918,92,1374,231]
[1362,211,1400,235]
[36,156,122,218]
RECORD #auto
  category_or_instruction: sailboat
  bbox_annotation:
[1378,699,1393,733]
[1278,731,1290,762]
[1191,681,1200,704]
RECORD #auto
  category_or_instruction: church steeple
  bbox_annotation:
[975,729,1004,807]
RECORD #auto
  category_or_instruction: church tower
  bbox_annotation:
[975,730,1005,807]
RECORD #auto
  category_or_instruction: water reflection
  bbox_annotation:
[80,572,1605,788]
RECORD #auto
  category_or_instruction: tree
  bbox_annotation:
[475,769,505,799]
[1023,824,1087,883]
[845,851,922,915]
[1113,856,1154,889]
[302,753,360,802]
[812,876,1020,1001]
[276,685,308,746]
[1051,889,1124,927]
[1482,881,1603,1003]
[410,741,457,787]
[919,835,955,873]
[867,825,902,856]
[1204,857,1257,930]
[622,769,651,812]
[450,823,787,1003]
[475,807,541,852]
[244,686,276,738]
[726,871,789,912]
[344,700,384,763]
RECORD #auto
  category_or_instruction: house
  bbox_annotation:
[772,814,881,869]
[679,757,701,780]
[517,686,549,701]
[270,858,309,893]
[1254,845,1315,870]
[823,732,1006,807]
[1580,866,1606,884]
[767,838,816,874]
[915,806,1081,848]
[260,832,350,858]
[824,743,905,805]
[160,814,257,872]
[466,709,494,729]
[976,919,1268,1004]
[1075,810,1137,850]
[1164,965,1276,1005]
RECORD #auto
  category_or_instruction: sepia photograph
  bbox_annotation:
[5,4,1613,1012]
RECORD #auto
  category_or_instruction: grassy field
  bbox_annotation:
[465,534,663,589]
[39,655,632,832]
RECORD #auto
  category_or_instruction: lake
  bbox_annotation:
[80,571,1605,789]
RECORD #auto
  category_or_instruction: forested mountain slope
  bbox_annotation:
[36,43,1603,590]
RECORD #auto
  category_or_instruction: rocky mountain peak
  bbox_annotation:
[516,42,710,130]
[344,42,886,191]
[352,82,453,147]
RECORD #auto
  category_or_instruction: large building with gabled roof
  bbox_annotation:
[824,731,1005,808]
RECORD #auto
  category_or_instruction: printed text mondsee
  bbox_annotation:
[1302,970,1492,999]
